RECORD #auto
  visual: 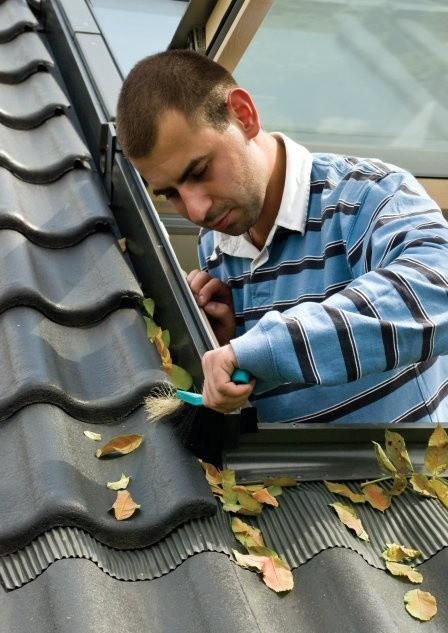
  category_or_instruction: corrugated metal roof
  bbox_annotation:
[0,2,446,632]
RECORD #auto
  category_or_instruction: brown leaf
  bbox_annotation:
[429,477,448,508]
[252,488,279,507]
[199,461,222,487]
[385,430,413,474]
[231,517,265,548]
[409,473,437,498]
[390,475,408,497]
[325,481,366,503]
[329,503,369,541]
[111,490,140,520]
[372,441,397,474]
[424,423,448,477]
[363,484,391,512]
[382,543,421,563]
[404,589,437,621]
[95,434,143,458]
[385,561,423,584]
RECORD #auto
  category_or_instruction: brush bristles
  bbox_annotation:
[144,383,183,422]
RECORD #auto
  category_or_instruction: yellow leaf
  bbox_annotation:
[409,473,437,498]
[382,543,421,563]
[263,476,297,487]
[233,487,263,513]
[199,460,222,486]
[95,434,144,458]
[390,475,407,497]
[165,364,193,390]
[429,477,448,508]
[83,430,102,441]
[372,441,397,474]
[329,503,370,541]
[118,237,127,252]
[385,561,423,584]
[385,430,413,474]
[107,473,131,490]
[404,589,437,621]
[325,481,366,503]
[363,484,391,512]
[111,490,140,520]
[252,488,279,507]
[231,517,265,548]
[424,423,448,476]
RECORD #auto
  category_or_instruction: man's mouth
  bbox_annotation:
[210,210,233,232]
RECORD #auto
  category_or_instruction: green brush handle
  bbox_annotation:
[176,367,251,407]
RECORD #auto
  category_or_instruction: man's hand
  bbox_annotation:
[187,269,236,345]
[201,345,254,413]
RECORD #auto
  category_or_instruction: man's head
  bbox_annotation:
[116,49,237,160]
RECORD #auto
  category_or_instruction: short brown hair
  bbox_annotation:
[115,50,237,159]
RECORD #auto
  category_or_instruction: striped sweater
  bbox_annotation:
[198,151,448,424]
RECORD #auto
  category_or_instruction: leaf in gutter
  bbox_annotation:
[372,441,397,475]
[83,430,102,441]
[267,485,283,497]
[95,434,144,458]
[409,473,437,498]
[382,543,421,563]
[232,487,263,513]
[142,298,155,317]
[385,430,413,474]
[263,476,297,487]
[385,561,423,584]
[404,589,437,621]
[329,503,370,541]
[164,364,193,390]
[107,473,131,490]
[231,517,265,548]
[390,475,407,497]
[424,423,448,476]
[199,460,222,486]
[363,484,391,512]
[252,487,279,507]
[111,490,140,520]
[429,477,448,509]
[324,481,366,503]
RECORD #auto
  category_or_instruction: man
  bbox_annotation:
[116,49,448,424]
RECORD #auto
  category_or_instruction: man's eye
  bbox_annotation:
[192,165,207,180]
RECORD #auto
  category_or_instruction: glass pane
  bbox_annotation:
[89,0,187,74]
[234,0,448,177]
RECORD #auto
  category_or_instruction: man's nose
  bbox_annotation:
[180,187,213,224]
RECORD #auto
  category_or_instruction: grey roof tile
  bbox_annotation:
[0,71,70,128]
[0,115,91,182]
[0,31,53,83]
[0,168,114,246]
[0,0,38,43]
[0,230,142,323]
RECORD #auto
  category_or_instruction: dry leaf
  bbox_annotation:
[199,461,222,486]
[231,517,265,548]
[263,476,297,487]
[390,475,407,497]
[83,430,102,441]
[409,473,437,498]
[429,477,448,508]
[404,589,437,621]
[424,423,448,477]
[233,488,263,514]
[107,473,131,490]
[95,434,144,458]
[252,488,279,507]
[372,441,397,474]
[363,484,391,512]
[385,430,413,474]
[233,548,294,593]
[382,543,421,563]
[329,503,370,541]
[325,481,366,503]
[111,490,140,520]
[385,561,423,584]
[118,237,127,252]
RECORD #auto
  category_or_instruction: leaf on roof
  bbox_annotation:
[251,487,279,507]
[263,476,297,487]
[83,430,102,441]
[424,423,448,477]
[95,434,144,458]
[382,543,421,563]
[324,481,366,503]
[372,441,397,474]
[233,487,263,514]
[404,589,437,621]
[165,363,193,390]
[385,561,423,584]
[390,475,408,497]
[107,473,131,490]
[111,490,140,520]
[385,430,413,474]
[409,473,437,498]
[231,517,265,549]
[199,460,222,486]
[233,547,294,593]
[429,477,448,509]
[329,502,370,541]
[363,483,391,512]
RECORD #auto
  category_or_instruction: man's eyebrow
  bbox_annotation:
[152,156,207,197]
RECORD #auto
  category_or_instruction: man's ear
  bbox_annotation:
[227,88,261,139]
